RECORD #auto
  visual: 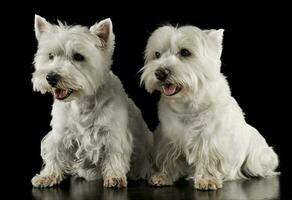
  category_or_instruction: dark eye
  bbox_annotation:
[73,53,85,61]
[49,53,54,60]
[180,48,191,57]
[155,52,161,59]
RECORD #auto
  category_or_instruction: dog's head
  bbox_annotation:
[140,25,224,99]
[32,15,115,102]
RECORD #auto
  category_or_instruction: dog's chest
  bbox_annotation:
[161,106,209,138]
[66,100,108,136]
[61,101,109,162]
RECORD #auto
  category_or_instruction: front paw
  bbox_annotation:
[31,173,63,188]
[194,178,222,190]
[103,176,127,188]
[148,174,173,187]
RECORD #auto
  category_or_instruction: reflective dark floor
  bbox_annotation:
[31,176,280,200]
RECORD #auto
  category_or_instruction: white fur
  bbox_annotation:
[31,15,153,188]
[140,25,279,190]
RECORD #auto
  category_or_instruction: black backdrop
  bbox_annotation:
[3,1,291,198]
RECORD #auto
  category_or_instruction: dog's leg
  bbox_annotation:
[242,146,279,177]
[148,172,176,186]
[31,163,64,188]
[193,162,223,190]
[242,127,279,177]
[148,135,188,187]
[31,131,66,188]
[102,152,130,188]
[101,129,132,188]
[149,156,186,186]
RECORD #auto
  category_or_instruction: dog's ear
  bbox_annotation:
[203,29,224,56]
[90,18,115,48]
[204,29,224,43]
[35,15,51,40]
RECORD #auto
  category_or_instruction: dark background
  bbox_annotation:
[3,1,291,199]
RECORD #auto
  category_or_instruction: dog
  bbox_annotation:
[140,25,279,190]
[31,15,153,188]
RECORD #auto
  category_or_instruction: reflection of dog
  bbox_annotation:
[140,25,279,190]
[31,15,152,188]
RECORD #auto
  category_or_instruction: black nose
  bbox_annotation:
[155,68,170,81]
[46,72,60,87]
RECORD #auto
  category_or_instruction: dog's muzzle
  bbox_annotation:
[154,68,182,96]
[155,68,170,82]
[161,83,182,96]
[46,72,74,100]
[46,72,60,87]
[53,88,73,100]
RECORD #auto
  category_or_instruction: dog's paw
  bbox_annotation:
[31,174,63,188]
[194,177,222,190]
[148,174,173,187]
[103,176,127,188]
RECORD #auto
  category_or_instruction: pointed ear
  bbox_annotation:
[90,18,114,47]
[204,29,224,44]
[35,15,50,40]
[204,29,224,56]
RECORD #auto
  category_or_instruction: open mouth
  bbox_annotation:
[53,88,73,100]
[161,83,182,96]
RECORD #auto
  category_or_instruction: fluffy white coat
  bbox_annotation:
[140,25,278,190]
[31,15,153,188]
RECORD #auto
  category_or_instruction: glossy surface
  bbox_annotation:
[31,176,280,200]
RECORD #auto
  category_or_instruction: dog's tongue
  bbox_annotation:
[54,89,67,99]
[162,84,176,96]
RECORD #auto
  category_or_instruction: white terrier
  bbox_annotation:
[140,25,279,190]
[31,15,153,188]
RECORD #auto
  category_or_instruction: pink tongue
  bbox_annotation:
[54,89,67,99]
[162,84,176,96]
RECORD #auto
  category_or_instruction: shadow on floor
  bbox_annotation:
[31,176,280,200]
